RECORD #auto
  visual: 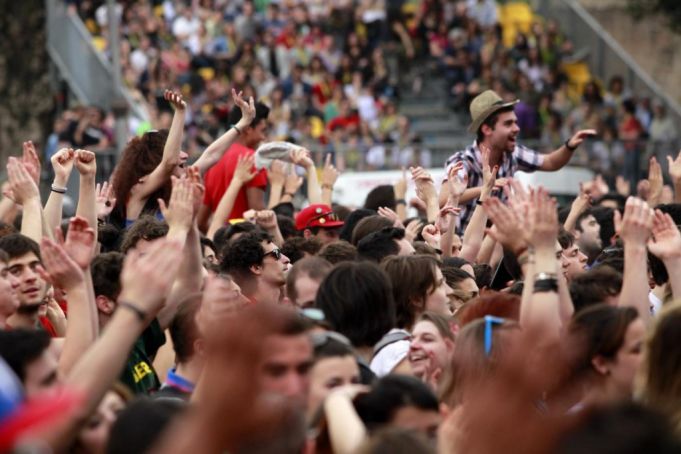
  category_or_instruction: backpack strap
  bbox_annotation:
[372,331,411,357]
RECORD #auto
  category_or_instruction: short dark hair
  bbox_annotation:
[228,100,270,129]
[0,233,41,261]
[219,230,271,279]
[0,329,51,382]
[0,221,18,238]
[595,193,626,211]
[354,375,438,431]
[357,227,405,263]
[558,228,575,250]
[476,106,515,143]
[91,252,124,300]
[351,215,393,245]
[473,263,494,289]
[442,266,474,288]
[170,294,201,364]
[318,240,357,264]
[339,209,375,243]
[286,257,333,303]
[281,237,322,264]
[98,222,123,253]
[364,185,396,211]
[590,206,616,248]
[569,267,623,313]
[120,215,168,254]
[315,262,396,348]
[277,215,297,240]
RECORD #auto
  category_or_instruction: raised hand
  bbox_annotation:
[50,148,76,184]
[22,141,41,185]
[60,216,97,270]
[405,219,424,243]
[74,149,96,177]
[647,156,663,204]
[566,129,597,150]
[95,181,116,220]
[647,210,681,261]
[447,162,468,200]
[37,237,84,291]
[186,165,205,219]
[378,206,404,228]
[159,176,194,233]
[254,210,278,231]
[196,275,249,335]
[284,165,303,196]
[233,154,257,185]
[619,196,653,246]
[6,157,39,205]
[268,160,287,187]
[480,143,499,191]
[436,205,461,234]
[526,187,558,250]
[321,154,340,188]
[290,147,314,169]
[164,89,187,111]
[483,197,528,255]
[118,238,185,317]
[394,167,408,199]
[232,89,255,128]
[615,175,631,197]
[421,224,442,249]
[410,166,437,203]
[667,150,681,182]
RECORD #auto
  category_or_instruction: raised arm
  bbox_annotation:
[539,129,596,171]
[207,154,257,239]
[647,157,663,207]
[7,157,42,242]
[291,147,322,204]
[411,166,439,223]
[266,160,286,208]
[647,210,681,300]
[44,148,75,231]
[666,150,681,203]
[461,146,498,262]
[134,90,186,200]
[193,90,256,174]
[74,149,98,245]
[320,153,340,207]
[618,197,654,325]
[563,186,591,233]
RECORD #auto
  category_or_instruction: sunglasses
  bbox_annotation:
[306,211,340,228]
[264,248,283,260]
[483,315,506,357]
[310,330,353,348]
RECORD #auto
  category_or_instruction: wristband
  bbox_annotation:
[232,124,243,135]
[433,247,443,255]
[321,184,334,190]
[564,139,577,152]
[118,301,147,323]
[51,185,67,194]
[395,199,406,205]
[283,192,295,198]
[533,272,559,293]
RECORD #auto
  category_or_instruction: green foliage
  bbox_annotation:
[627,0,681,33]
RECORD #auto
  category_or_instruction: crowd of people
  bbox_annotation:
[2,69,681,452]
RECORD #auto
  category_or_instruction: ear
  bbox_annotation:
[250,264,263,276]
[591,355,611,377]
[481,123,493,138]
[95,295,116,315]
[439,402,451,418]
[444,338,455,354]
[303,229,312,239]
[194,338,206,359]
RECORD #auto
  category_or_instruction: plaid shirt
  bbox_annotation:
[444,141,544,233]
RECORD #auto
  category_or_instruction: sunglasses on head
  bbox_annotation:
[310,331,353,348]
[483,315,506,357]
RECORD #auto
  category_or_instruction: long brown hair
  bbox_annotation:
[110,129,172,224]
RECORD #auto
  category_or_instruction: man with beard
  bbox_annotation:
[0,250,21,329]
[220,231,291,305]
[441,89,596,232]
[0,234,48,330]
[573,210,603,264]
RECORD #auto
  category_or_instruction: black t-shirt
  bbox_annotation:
[120,318,166,395]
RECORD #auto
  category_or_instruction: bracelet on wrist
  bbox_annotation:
[283,192,295,199]
[532,272,559,293]
[117,301,147,323]
[564,139,577,152]
[395,198,406,205]
[321,184,334,190]
[51,185,67,194]
[232,124,243,135]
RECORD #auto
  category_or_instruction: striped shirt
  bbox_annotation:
[444,141,544,233]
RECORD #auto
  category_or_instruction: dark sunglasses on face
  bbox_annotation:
[264,248,282,260]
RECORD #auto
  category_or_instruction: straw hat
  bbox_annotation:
[467,90,519,133]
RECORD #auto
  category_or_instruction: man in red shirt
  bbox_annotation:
[199,102,271,230]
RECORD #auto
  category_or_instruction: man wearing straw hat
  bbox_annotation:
[441,89,596,232]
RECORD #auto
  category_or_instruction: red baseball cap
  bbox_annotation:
[295,204,344,230]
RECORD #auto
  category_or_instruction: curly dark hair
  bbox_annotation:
[110,129,172,225]
[219,231,272,279]
[91,252,124,300]
[119,215,169,254]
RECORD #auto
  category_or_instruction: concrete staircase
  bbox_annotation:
[398,60,471,167]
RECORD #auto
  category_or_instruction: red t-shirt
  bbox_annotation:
[203,142,268,220]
